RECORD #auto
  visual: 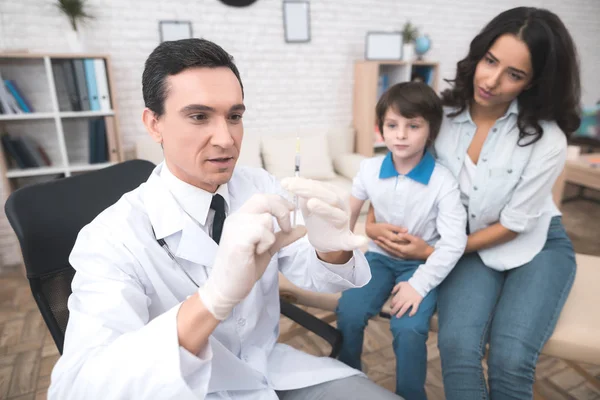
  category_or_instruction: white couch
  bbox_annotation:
[134,128,368,213]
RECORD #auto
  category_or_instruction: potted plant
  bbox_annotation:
[401,21,419,61]
[55,0,93,52]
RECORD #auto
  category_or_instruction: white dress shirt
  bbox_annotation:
[434,100,566,270]
[49,163,371,400]
[352,151,467,297]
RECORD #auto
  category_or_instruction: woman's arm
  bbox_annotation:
[465,222,518,253]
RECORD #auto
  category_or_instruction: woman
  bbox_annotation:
[365,7,581,399]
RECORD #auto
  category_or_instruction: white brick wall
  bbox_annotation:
[0,0,598,268]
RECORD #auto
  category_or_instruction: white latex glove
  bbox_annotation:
[281,177,368,253]
[197,194,306,320]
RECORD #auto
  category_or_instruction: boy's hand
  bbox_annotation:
[375,233,434,261]
[390,282,423,318]
[365,222,408,243]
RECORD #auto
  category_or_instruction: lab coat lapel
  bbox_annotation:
[143,164,218,269]
[175,217,218,268]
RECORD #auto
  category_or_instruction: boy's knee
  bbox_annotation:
[390,314,431,338]
[336,302,372,328]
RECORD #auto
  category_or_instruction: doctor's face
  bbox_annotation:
[146,67,245,193]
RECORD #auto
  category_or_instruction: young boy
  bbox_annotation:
[337,82,467,400]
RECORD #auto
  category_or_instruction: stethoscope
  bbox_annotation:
[153,227,202,288]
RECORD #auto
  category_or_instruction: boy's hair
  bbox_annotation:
[142,38,244,117]
[376,81,443,144]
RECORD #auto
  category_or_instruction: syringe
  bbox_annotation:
[293,136,300,226]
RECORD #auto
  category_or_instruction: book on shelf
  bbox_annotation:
[52,58,112,113]
[411,65,435,86]
[0,70,33,115]
[88,118,109,164]
[1,133,51,169]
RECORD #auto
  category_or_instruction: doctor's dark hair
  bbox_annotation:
[441,7,581,145]
[376,81,443,144]
[142,38,244,117]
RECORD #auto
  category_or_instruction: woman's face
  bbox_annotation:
[472,34,534,110]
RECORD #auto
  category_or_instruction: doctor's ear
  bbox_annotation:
[142,108,163,145]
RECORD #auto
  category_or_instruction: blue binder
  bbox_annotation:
[83,59,101,111]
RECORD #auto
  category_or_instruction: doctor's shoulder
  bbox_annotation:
[75,186,148,246]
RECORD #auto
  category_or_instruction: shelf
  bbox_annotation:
[6,165,66,178]
[60,110,115,118]
[0,111,115,121]
[0,52,110,60]
[0,112,55,121]
[69,162,116,173]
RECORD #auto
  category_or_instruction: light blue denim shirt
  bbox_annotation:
[433,100,567,270]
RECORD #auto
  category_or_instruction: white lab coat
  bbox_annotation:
[49,163,371,400]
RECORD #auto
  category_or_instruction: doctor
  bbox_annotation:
[49,38,401,399]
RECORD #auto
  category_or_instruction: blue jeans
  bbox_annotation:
[336,252,437,400]
[437,216,576,400]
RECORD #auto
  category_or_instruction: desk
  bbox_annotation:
[564,153,600,202]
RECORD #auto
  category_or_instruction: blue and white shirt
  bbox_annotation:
[352,151,467,297]
[434,100,566,270]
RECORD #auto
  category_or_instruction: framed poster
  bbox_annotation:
[283,1,310,43]
[159,21,193,42]
[365,32,403,60]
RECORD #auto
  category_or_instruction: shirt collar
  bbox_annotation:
[451,99,519,124]
[379,150,436,185]
[160,163,230,226]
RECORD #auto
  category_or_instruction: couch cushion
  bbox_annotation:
[261,134,336,180]
[333,153,366,180]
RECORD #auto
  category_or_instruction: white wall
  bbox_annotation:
[0,0,598,267]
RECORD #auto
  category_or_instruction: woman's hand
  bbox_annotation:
[390,282,423,318]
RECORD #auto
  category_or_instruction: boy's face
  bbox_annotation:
[382,107,430,162]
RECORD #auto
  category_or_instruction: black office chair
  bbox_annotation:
[5,159,341,356]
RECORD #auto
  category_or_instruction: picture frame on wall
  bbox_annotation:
[159,21,193,43]
[365,32,403,60]
[283,1,310,43]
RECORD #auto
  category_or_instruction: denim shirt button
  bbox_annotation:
[508,169,513,173]
[493,128,498,133]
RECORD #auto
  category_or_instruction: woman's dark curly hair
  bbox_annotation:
[441,7,581,145]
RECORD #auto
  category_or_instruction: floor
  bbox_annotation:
[0,189,598,400]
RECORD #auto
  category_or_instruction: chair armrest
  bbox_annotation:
[280,298,342,358]
[333,153,366,180]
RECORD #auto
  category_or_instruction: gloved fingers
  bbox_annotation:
[255,228,276,255]
[268,225,307,256]
[305,198,347,228]
[281,177,340,208]
[239,193,294,232]
[340,233,369,251]
[225,213,274,252]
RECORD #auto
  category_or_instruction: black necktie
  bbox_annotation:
[210,194,226,244]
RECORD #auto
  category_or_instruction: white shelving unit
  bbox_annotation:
[0,52,123,196]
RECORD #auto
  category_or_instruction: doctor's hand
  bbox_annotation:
[197,194,306,320]
[281,177,368,254]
